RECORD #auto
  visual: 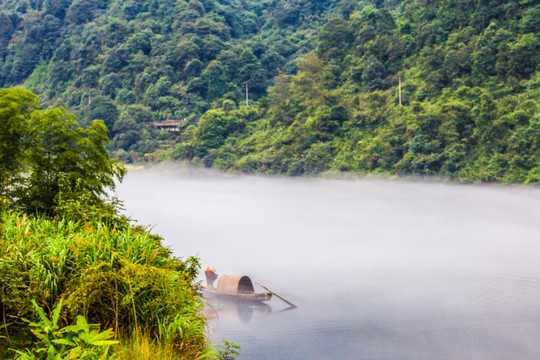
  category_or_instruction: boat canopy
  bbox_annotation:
[217,275,255,295]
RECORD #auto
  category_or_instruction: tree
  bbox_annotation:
[0,87,125,216]
[360,55,388,91]
[66,0,100,24]
[238,48,267,98]
[86,95,118,132]
[201,60,227,101]
[112,104,154,150]
[0,88,39,205]
[318,18,353,62]
[193,110,242,158]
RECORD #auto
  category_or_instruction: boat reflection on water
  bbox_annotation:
[205,298,273,323]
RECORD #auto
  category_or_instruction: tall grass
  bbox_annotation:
[0,212,221,359]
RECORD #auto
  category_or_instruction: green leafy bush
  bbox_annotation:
[0,212,216,359]
[13,300,117,360]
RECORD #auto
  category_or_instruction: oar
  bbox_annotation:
[256,282,297,309]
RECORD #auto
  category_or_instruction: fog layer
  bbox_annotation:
[116,166,540,359]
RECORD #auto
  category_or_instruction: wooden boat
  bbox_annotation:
[203,275,272,302]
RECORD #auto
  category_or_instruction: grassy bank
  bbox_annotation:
[0,212,228,359]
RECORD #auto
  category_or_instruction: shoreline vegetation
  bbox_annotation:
[0,212,222,359]
[0,88,238,359]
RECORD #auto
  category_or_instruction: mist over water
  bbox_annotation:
[115,165,540,359]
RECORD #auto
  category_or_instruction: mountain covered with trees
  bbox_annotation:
[1,0,539,183]
[0,0,377,160]
[164,0,539,183]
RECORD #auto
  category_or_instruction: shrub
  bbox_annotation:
[0,212,216,359]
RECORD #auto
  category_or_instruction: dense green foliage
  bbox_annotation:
[0,0,380,161]
[1,0,538,183]
[13,300,118,359]
[163,0,539,183]
[0,212,216,359]
[0,87,126,216]
[0,90,233,358]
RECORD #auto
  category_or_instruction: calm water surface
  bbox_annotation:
[115,166,540,359]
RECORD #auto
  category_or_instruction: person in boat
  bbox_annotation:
[205,266,218,288]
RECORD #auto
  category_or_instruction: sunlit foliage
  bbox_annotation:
[165,0,539,183]
[0,212,217,359]
[0,87,125,216]
[0,0,376,161]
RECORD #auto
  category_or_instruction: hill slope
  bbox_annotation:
[1,0,538,183]
[164,0,539,183]
[0,0,384,160]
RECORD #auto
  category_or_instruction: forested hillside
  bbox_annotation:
[0,0,382,161]
[164,0,539,183]
[1,0,538,183]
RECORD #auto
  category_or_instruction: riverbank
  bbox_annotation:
[0,212,230,359]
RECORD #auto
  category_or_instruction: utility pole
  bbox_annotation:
[399,77,402,107]
[245,83,249,107]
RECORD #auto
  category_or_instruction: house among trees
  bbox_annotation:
[153,120,182,132]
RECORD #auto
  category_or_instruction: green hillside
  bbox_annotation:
[0,0,379,160]
[1,0,538,183]
[164,0,540,183]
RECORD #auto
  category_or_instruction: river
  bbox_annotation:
[115,165,540,359]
